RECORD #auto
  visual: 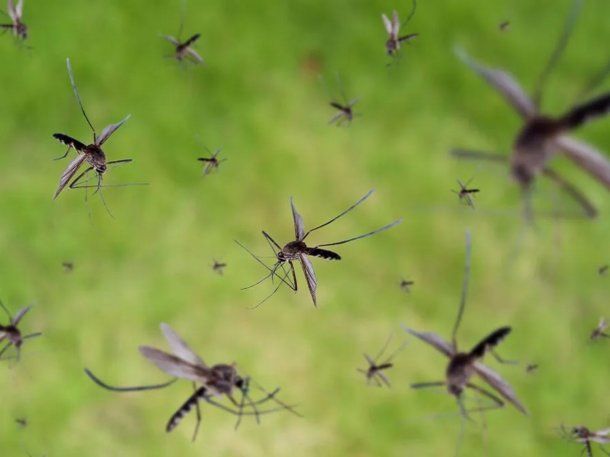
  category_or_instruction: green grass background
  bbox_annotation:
[0,0,609,455]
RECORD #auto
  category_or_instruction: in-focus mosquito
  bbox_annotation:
[237,189,402,307]
[358,334,407,387]
[53,58,145,215]
[452,178,480,209]
[211,259,227,275]
[452,0,610,219]
[382,0,418,58]
[561,425,610,457]
[0,302,41,362]
[403,231,527,420]
[400,279,414,293]
[85,323,299,441]
[590,318,609,341]
[0,0,27,40]
[198,148,225,175]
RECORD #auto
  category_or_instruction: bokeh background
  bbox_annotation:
[0,0,609,455]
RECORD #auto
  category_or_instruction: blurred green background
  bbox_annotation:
[1,0,609,455]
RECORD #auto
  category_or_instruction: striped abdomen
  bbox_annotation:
[304,247,341,260]
[166,386,207,432]
[469,326,511,359]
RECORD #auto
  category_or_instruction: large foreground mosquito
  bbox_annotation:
[382,0,418,58]
[237,189,402,307]
[85,323,298,441]
[198,148,225,175]
[358,334,408,387]
[0,302,41,361]
[53,59,144,213]
[452,0,610,218]
[561,425,610,457]
[590,318,609,341]
[403,231,527,420]
[452,178,480,209]
[0,0,27,40]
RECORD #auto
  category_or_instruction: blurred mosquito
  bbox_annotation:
[382,0,418,58]
[62,261,74,272]
[237,189,402,307]
[499,21,510,32]
[598,265,608,276]
[162,4,203,65]
[53,58,145,215]
[453,0,610,219]
[323,74,359,126]
[452,178,480,208]
[358,334,407,387]
[198,148,225,175]
[400,279,414,293]
[211,259,227,275]
[560,425,610,457]
[590,318,609,341]
[0,302,41,362]
[85,323,299,441]
[0,0,27,40]
[525,363,539,374]
[403,231,527,421]
[15,417,27,427]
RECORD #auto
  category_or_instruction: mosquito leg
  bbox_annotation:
[464,383,505,414]
[261,231,283,252]
[451,230,472,349]
[450,148,508,163]
[84,368,177,392]
[53,146,73,161]
[0,299,12,321]
[191,382,202,442]
[411,381,445,390]
[0,342,12,359]
[490,349,519,365]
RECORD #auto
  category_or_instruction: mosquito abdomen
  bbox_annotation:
[166,387,206,432]
[305,247,341,260]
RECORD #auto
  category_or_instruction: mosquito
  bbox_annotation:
[598,265,608,276]
[62,261,74,272]
[211,259,227,275]
[499,21,510,32]
[561,425,610,457]
[403,231,527,421]
[0,0,27,40]
[237,189,402,307]
[590,318,609,341]
[525,363,539,374]
[52,58,144,215]
[400,279,414,293]
[0,302,42,362]
[452,0,610,219]
[382,0,418,57]
[452,178,480,208]
[358,334,407,387]
[198,148,225,175]
[15,417,27,427]
[162,4,203,65]
[85,323,299,441]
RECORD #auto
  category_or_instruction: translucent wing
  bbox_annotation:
[95,114,131,146]
[402,326,454,357]
[139,346,206,383]
[391,10,400,36]
[160,323,206,368]
[455,47,537,119]
[553,136,610,190]
[186,47,204,64]
[162,35,180,45]
[53,154,87,199]
[474,361,528,414]
[16,0,23,17]
[381,14,392,35]
[290,197,305,240]
[299,254,317,306]
[7,0,17,21]
[11,306,30,326]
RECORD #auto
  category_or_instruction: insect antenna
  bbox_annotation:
[451,230,472,350]
[84,368,177,392]
[317,218,402,248]
[235,241,295,290]
[0,299,12,321]
[66,58,97,141]
[249,379,302,418]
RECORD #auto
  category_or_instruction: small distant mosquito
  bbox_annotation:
[525,363,539,374]
[382,0,418,57]
[211,259,227,275]
[0,301,42,361]
[324,73,359,126]
[53,58,144,214]
[62,261,74,272]
[0,0,27,40]
[590,318,609,341]
[85,323,299,440]
[358,334,407,387]
[561,425,610,457]
[598,265,608,276]
[15,417,27,427]
[400,279,414,293]
[499,21,510,32]
[452,178,480,208]
[197,148,225,175]
[162,7,203,65]
[404,231,527,420]
[237,189,402,307]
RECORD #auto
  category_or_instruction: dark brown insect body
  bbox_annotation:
[564,426,610,457]
[358,335,407,387]
[400,279,414,293]
[452,179,480,208]
[0,303,41,361]
[1,0,27,40]
[329,100,358,126]
[198,149,225,175]
[163,33,204,64]
[212,260,227,275]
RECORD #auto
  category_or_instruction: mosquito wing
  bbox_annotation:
[381,13,392,35]
[16,0,23,17]
[299,254,317,306]
[290,197,305,240]
[160,323,206,368]
[474,361,528,414]
[455,47,536,119]
[139,346,206,383]
[391,10,400,36]
[96,114,131,146]
[186,47,204,64]
[553,136,610,190]
[402,326,454,357]
[53,153,87,199]
[11,306,30,326]
[7,0,17,21]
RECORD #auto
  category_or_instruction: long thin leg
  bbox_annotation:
[542,167,597,219]
[261,231,282,252]
[317,218,402,248]
[464,383,505,414]
[248,264,295,309]
[66,58,97,139]
[84,368,177,392]
[54,145,73,161]
[451,230,471,350]
[411,381,445,390]
[0,299,12,321]
[235,241,296,291]
[450,148,508,163]
[191,382,202,442]
[490,349,518,365]
[0,342,13,359]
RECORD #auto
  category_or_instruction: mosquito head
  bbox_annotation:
[572,426,590,438]
[210,363,240,394]
[447,382,463,397]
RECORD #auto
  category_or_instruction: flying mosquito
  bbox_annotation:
[85,323,298,441]
[452,0,610,219]
[357,334,407,387]
[62,261,74,272]
[403,231,527,420]
[525,363,539,374]
[162,6,203,65]
[198,148,225,175]
[499,21,510,32]
[561,425,610,457]
[53,58,143,214]
[400,278,414,293]
[237,189,402,307]
[381,0,418,58]
[0,0,27,40]
[15,417,27,427]
[211,259,227,275]
[598,265,608,276]
[590,318,609,341]
[452,178,480,208]
[323,73,359,126]
[0,302,41,362]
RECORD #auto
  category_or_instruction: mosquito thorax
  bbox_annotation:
[17,23,27,39]
[278,241,306,261]
[386,39,398,55]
